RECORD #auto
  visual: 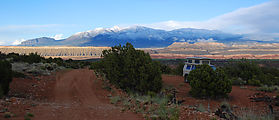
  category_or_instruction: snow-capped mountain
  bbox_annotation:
[69,26,122,39]
[19,26,263,48]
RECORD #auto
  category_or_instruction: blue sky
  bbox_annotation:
[0,0,277,45]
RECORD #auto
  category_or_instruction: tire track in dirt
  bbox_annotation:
[54,69,100,105]
[32,69,142,120]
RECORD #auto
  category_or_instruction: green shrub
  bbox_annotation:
[123,93,179,120]
[197,104,206,112]
[110,96,121,104]
[224,59,261,81]
[247,79,261,86]
[25,112,34,117]
[257,85,279,92]
[24,116,31,120]
[4,112,11,118]
[188,64,232,98]
[220,101,231,112]
[91,43,162,94]
[147,91,156,98]
[231,77,246,85]
[24,53,42,64]
[12,71,26,78]
[211,118,217,120]
[7,53,21,62]
[173,62,184,76]
[53,58,64,66]
[154,103,179,120]
[168,106,180,120]
[223,59,279,86]
[0,60,12,98]
[239,111,274,120]
[0,86,3,98]
[159,63,172,74]
[64,59,83,69]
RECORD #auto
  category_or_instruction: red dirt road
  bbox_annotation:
[30,69,142,120]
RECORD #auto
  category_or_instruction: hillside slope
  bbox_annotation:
[19,26,258,48]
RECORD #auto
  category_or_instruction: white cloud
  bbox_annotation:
[144,0,279,41]
[197,38,217,43]
[145,20,205,31]
[0,41,5,45]
[208,0,279,34]
[12,39,25,45]
[51,34,64,40]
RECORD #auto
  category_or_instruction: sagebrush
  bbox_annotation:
[91,43,162,94]
[188,64,232,98]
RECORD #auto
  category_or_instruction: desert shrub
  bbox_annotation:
[7,53,21,62]
[261,67,279,78]
[230,77,246,85]
[64,59,80,69]
[247,77,261,86]
[223,59,261,82]
[43,57,53,63]
[25,112,34,117]
[197,104,206,112]
[130,93,179,120]
[4,112,11,118]
[24,53,42,64]
[45,57,85,69]
[52,58,64,66]
[0,86,3,98]
[172,62,184,76]
[147,91,157,98]
[239,111,274,120]
[110,96,121,104]
[0,60,12,98]
[188,64,232,98]
[223,59,279,86]
[6,52,43,64]
[220,101,231,112]
[211,118,217,120]
[155,61,185,75]
[168,107,180,120]
[79,61,91,68]
[12,71,26,78]
[91,43,162,94]
[0,52,6,60]
[256,85,279,92]
[159,63,172,74]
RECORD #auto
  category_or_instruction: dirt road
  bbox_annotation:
[31,69,142,120]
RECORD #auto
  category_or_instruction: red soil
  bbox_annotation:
[162,74,279,119]
[1,69,143,120]
[1,69,278,120]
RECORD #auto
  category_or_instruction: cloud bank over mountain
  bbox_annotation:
[12,39,25,45]
[145,0,279,41]
[51,34,64,40]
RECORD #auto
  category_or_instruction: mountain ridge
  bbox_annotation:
[19,26,273,48]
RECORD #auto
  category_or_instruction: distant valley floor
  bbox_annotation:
[1,42,279,59]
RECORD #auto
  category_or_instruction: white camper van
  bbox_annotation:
[183,57,216,82]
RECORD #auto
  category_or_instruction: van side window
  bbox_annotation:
[192,65,196,70]
[186,65,191,70]
[195,60,200,64]
[188,60,192,63]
